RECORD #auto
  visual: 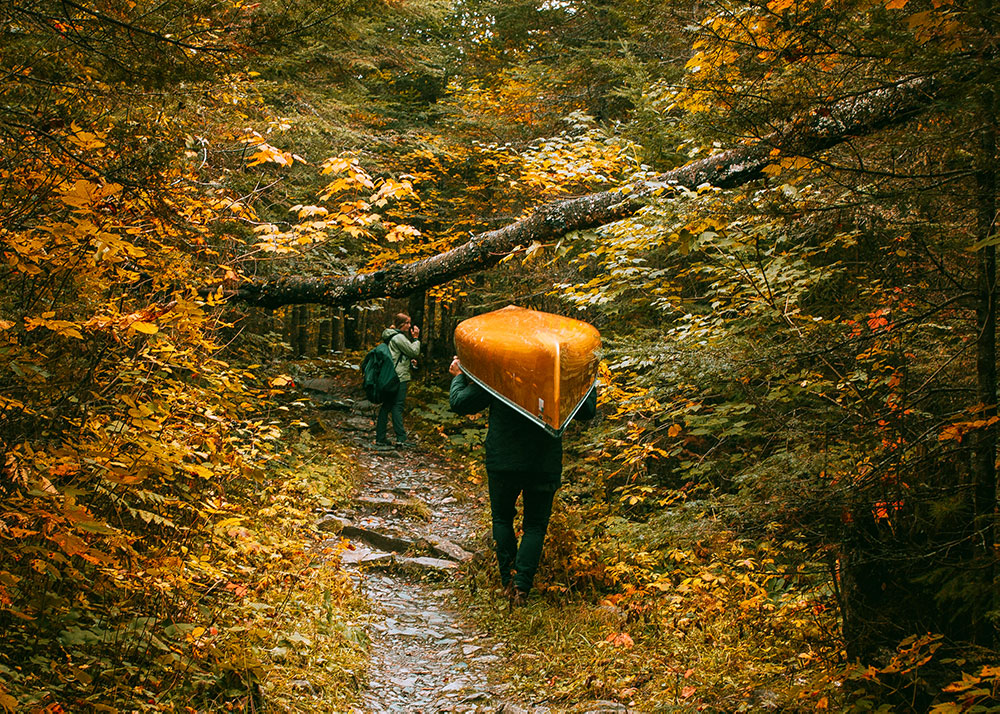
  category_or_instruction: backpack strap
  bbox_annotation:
[384,331,407,365]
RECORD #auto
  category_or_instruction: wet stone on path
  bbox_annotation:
[319,425,517,713]
[292,378,578,713]
[354,575,506,713]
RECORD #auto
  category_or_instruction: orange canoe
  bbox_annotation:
[454,305,601,435]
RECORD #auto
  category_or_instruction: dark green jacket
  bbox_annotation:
[449,372,597,479]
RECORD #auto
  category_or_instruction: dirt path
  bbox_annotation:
[295,373,631,714]
[339,447,512,713]
[298,376,532,713]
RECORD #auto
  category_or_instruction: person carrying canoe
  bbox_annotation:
[375,313,420,448]
[448,356,597,605]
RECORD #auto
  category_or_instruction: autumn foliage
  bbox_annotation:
[2,0,1000,711]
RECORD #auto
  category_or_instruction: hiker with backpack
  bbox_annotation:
[372,313,420,449]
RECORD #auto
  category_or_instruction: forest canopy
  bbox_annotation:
[1,0,999,710]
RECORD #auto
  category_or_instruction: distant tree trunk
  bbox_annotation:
[333,308,345,352]
[357,308,369,350]
[271,311,284,359]
[973,68,998,646]
[425,297,437,361]
[344,308,358,350]
[839,544,884,661]
[281,306,292,351]
[408,291,426,378]
[296,305,310,356]
[409,291,425,332]
[317,307,332,354]
[440,301,455,359]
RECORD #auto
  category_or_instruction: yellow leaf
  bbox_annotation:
[668,424,682,437]
[0,686,18,713]
[67,123,107,150]
[885,0,908,7]
[132,321,158,334]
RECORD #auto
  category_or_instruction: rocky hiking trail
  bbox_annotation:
[295,371,632,714]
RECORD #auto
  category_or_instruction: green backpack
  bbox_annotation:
[361,338,401,403]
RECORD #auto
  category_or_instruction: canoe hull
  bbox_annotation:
[454,306,601,435]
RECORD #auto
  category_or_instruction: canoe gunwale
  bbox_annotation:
[460,367,597,437]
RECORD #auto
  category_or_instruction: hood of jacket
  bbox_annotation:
[382,327,402,342]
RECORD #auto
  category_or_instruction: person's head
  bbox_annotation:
[393,313,412,331]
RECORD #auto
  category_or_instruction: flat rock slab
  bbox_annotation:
[340,544,393,565]
[356,495,429,518]
[294,377,338,392]
[420,534,474,563]
[365,555,459,576]
[400,556,459,571]
[316,514,351,533]
[572,702,632,713]
[342,416,374,432]
[342,524,416,554]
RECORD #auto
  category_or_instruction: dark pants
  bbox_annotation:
[487,469,559,594]
[375,380,408,443]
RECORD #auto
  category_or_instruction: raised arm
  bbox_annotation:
[449,358,491,415]
[390,331,421,359]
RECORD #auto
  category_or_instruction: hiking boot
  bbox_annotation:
[508,587,529,609]
[395,440,417,450]
[372,441,393,451]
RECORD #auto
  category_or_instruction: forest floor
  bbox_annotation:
[292,368,633,714]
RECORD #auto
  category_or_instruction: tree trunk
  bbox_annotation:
[344,308,358,350]
[296,305,310,356]
[333,307,345,353]
[357,308,369,350]
[973,66,998,646]
[409,291,425,333]
[317,307,332,355]
[223,77,942,310]
[426,297,437,361]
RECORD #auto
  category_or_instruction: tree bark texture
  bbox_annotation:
[228,76,942,309]
[973,68,998,646]
[333,308,345,352]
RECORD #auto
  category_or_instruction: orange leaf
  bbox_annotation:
[604,632,634,648]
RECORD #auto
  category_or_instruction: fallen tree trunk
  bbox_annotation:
[232,75,940,309]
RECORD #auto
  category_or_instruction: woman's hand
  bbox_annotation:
[410,324,420,339]
[449,356,462,376]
